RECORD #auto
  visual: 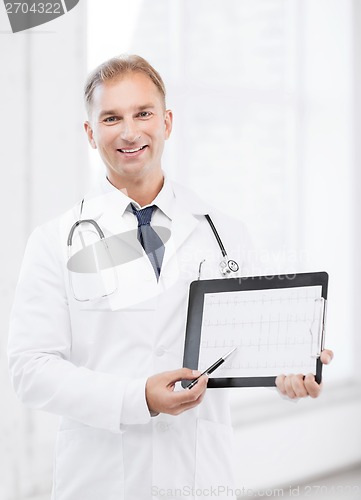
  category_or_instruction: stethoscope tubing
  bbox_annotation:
[68,202,239,280]
[204,214,227,258]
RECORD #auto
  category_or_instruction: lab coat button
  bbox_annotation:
[155,346,166,357]
[156,422,169,432]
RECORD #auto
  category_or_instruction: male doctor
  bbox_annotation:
[8,55,333,500]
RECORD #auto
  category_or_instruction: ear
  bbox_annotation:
[84,121,97,149]
[164,109,173,140]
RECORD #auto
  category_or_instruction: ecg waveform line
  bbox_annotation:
[205,292,318,307]
[203,317,313,328]
[198,357,315,372]
[201,337,315,349]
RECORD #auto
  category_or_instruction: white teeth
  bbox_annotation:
[120,146,144,153]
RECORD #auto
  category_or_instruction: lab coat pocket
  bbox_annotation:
[195,419,236,497]
[54,426,124,500]
[74,294,115,312]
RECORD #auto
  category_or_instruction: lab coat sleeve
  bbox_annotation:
[8,224,151,432]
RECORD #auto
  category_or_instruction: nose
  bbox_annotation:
[120,118,140,143]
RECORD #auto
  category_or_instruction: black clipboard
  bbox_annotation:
[182,272,328,388]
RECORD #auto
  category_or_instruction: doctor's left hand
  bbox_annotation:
[146,368,208,416]
[275,349,334,400]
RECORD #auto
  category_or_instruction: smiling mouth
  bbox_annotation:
[117,145,147,153]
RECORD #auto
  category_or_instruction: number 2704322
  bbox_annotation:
[5,3,61,14]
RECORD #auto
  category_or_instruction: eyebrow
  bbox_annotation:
[99,104,156,120]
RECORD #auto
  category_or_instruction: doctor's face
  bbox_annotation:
[84,72,173,187]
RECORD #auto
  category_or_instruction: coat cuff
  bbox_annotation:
[120,377,152,425]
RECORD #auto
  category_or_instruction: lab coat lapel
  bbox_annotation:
[161,207,199,273]
[161,182,211,275]
[80,186,141,256]
[79,186,157,309]
[79,179,213,281]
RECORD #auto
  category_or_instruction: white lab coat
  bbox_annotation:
[8,179,253,500]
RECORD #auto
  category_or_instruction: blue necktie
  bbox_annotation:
[132,205,165,280]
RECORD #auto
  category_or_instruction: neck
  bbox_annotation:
[107,171,164,207]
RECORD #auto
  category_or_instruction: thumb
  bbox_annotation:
[183,368,202,380]
[166,367,201,383]
[320,349,334,365]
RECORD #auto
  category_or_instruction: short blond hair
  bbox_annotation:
[84,54,166,113]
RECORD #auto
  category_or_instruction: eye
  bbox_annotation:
[138,111,152,118]
[103,116,119,124]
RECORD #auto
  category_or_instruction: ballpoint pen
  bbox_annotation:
[186,347,237,389]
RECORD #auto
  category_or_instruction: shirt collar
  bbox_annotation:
[99,173,175,221]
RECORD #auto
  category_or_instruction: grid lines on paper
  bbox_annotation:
[198,285,323,377]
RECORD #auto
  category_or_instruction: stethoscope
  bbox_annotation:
[203,214,239,276]
[67,202,239,300]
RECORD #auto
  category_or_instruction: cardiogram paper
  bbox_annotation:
[198,285,324,378]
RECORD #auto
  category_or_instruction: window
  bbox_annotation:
[88,0,354,384]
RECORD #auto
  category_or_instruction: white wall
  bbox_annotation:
[0,3,87,499]
[230,0,361,489]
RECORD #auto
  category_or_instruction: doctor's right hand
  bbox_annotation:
[146,368,208,417]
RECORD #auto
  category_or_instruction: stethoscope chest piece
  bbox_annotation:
[227,259,239,273]
[220,257,239,276]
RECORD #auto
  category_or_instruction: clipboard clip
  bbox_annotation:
[309,297,327,358]
[198,260,206,280]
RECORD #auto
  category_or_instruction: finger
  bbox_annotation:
[187,374,209,394]
[283,374,297,399]
[275,374,287,395]
[162,368,202,388]
[182,368,202,380]
[320,349,333,365]
[174,382,208,415]
[168,375,208,406]
[304,373,322,398]
[291,374,308,398]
